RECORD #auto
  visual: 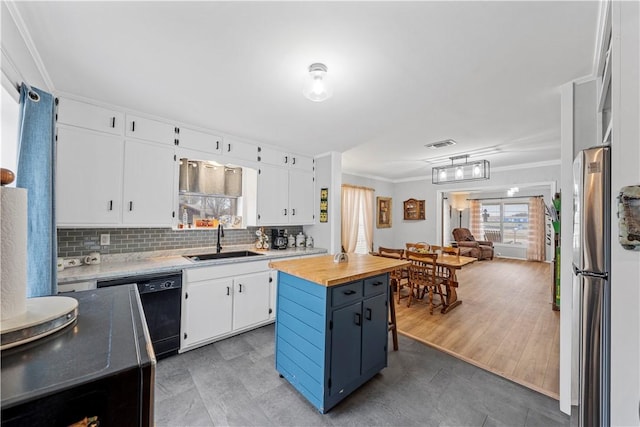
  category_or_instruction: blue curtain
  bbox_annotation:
[16,84,57,297]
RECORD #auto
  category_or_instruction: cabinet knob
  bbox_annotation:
[343,290,356,295]
[239,284,243,293]
[131,121,135,132]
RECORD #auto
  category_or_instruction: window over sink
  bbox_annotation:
[177,158,251,230]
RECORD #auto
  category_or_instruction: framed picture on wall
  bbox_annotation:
[376,197,392,228]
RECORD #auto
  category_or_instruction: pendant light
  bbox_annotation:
[303,63,332,102]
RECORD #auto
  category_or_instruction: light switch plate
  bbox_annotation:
[100,234,111,246]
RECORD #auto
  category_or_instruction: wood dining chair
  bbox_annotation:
[378,247,409,305]
[374,247,406,351]
[405,242,430,253]
[406,251,444,314]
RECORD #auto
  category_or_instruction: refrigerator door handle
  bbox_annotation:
[574,265,608,279]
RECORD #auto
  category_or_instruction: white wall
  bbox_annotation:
[609,1,640,424]
[304,152,341,254]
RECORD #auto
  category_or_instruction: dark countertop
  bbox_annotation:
[1,286,154,411]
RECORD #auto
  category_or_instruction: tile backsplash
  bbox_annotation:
[57,226,303,258]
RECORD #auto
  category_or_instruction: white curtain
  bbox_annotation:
[469,200,482,239]
[362,189,374,252]
[527,197,546,261]
[341,185,374,253]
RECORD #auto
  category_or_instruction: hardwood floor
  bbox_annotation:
[395,257,561,399]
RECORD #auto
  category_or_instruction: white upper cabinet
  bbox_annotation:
[256,164,315,226]
[257,164,289,225]
[125,114,176,146]
[288,169,315,224]
[177,127,223,155]
[56,98,123,135]
[257,145,314,172]
[223,137,259,163]
[56,127,124,225]
[122,140,175,227]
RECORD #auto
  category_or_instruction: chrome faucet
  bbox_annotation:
[216,224,224,253]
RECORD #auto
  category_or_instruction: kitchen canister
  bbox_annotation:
[288,234,296,248]
[305,236,314,248]
[296,232,306,248]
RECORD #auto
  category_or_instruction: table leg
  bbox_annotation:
[441,268,462,314]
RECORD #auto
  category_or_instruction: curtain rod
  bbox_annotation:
[468,195,544,201]
[342,184,375,192]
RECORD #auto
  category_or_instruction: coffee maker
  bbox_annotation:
[271,229,287,250]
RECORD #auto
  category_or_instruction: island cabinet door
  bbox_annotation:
[361,293,388,374]
[329,301,363,396]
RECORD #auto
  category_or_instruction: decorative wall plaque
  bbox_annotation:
[320,188,328,223]
[618,185,640,250]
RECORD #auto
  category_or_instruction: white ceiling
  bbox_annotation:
[13,1,600,181]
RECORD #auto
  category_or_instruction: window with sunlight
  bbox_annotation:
[481,201,529,245]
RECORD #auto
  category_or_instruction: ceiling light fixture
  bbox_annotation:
[303,63,332,102]
[432,155,490,185]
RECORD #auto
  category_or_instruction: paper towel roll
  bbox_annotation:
[1,187,27,321]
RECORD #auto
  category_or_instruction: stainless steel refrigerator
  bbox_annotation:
[572,145,610,427]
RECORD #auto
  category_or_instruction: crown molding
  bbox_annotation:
[3,1,55,92]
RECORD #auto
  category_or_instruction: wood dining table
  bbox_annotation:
[434,253,476,313]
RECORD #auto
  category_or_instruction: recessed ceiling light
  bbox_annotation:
[424,139,456,149]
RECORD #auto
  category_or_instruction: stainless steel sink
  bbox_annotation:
[184,250,264,261]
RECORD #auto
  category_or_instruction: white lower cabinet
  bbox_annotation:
[232,272,271,330]
[180,261,274,352]
[182,277,233,346]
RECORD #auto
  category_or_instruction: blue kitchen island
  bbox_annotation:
[268,254,409,413]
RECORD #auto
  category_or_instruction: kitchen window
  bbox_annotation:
[481,201,529,245]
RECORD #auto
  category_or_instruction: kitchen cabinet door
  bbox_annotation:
[56,127,124,226]
[329,301,363,396]
[233,272,271,330]
[257,164,289,225]
[178,127,223,155]
[56,98,123,135]
[182,278,233,348]
[289,169,315,224]
[361,293,388,374]
[223,137,259,163]
[269,270,278,320]
[125,114,176,146]
[289,154,314,172]
[122,140,175,227]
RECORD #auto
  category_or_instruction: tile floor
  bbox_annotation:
[155,325,570,426]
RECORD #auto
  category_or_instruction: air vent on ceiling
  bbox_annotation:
[424,139,456,149]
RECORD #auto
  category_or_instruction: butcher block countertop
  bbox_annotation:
[269,253,410,287]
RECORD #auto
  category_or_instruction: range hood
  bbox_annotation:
[179,159,242,197]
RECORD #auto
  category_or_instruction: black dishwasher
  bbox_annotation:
[98,272,182,359]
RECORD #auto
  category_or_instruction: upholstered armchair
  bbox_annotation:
[452,228,494,260]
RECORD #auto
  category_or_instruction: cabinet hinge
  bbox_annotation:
[269,308,273,314]
[174,154,177,161]
[258,169,261,175]
[184,332,188,340]
[257,146,262,152]
[55,133,58,141]
[329,320,333,330]
[172,211,175,218]
[185,292,188,299]
[328,378,332,388]
[54,97,59,106]
[313,177,315,182]
[55,113,58,121]
[257,214,261,220]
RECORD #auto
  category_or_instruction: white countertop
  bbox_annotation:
[57,245,327,284]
